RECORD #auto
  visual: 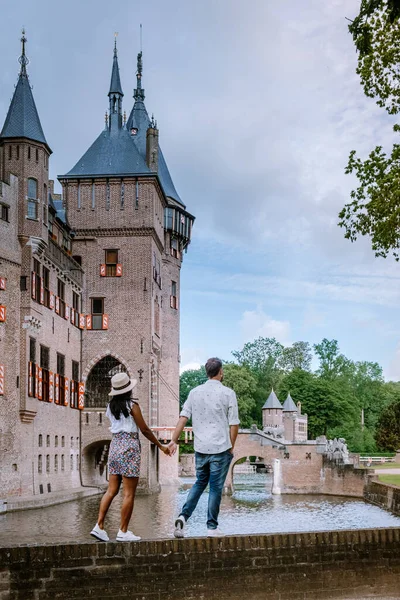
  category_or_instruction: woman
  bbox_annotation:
[90,372,170,542]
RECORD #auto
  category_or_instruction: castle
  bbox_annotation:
[0,32,194,505]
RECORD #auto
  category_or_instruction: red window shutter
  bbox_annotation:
[70,379,74,405]
[40,278,44,305]
[86,315,92,330]
[35,364,40,399]
[70,307,75,325]
[49,371,54,402]
[79,314,85,329]
[49,292,55,310]
[102,314,109,330]
[78,382,85,410]
[64,377,69,406]
[176,297,179,310]
[116,263,122,277]
[37,367,43,400]
[28,362,34,397]
[0,305,6,322]
[0,364,4,395]
[177,250,181,260]
[55,296,60,315]
[65,304,70,320]
[55,374,59,404]
[0,277,6,290]
[31,272,36,300]
[100,264,106,277]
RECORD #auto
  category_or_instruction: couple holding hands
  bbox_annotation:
[90,357,240,542]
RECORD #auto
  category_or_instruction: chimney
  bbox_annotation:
[48,180,55,195]
[146,120,159,172]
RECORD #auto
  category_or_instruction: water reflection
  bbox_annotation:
[1,474,399,546]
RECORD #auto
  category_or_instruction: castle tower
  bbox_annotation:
[262,389,283,430]
[0,33,83,499]
[58,42,194,491]
[282,392,308,442]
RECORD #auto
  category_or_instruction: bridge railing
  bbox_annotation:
[358,456,395,465]
[151,427,193,444]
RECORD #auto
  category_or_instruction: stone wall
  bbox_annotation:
[1,528,400,599]
[364,480,400,516]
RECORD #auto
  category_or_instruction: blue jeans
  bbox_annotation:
[180,450,233,529]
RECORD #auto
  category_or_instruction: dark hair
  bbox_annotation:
[205,357,223,379]
[109,391,131,420]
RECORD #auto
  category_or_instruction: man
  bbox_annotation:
[168,358,240,538]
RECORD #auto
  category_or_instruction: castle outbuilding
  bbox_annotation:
[262,390,308,443]
[0,32,194,504]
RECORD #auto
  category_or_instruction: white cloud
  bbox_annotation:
[180,361,202,374]
[240,308,291,346]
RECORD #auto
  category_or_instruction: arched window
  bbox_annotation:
[36,148,39,162]
[8,146,12,160]
[85,356,127,408]
[38,434,43,447]
[27,178,38,219]
[28,147,31,160]
[38,455,42,474]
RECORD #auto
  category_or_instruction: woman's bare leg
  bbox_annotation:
[120,476,139,532]
[97,474,121,529]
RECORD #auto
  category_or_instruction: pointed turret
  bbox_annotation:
[108,37,124,130]
[283,392,298,413]
[127,51,184,206]
[0,30,50,152]
[262,389,283,410]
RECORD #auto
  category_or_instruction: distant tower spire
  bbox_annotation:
[108,34,124,129]
[19,28,29,77]
[134,51,145,102]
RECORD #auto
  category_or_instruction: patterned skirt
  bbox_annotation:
[108,432,141,478]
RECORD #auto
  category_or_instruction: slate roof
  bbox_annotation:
[62,126,150,178]
[262,389,283,410]
[127,98,184,207]
[0,73,50,151]
[283,393,298,412]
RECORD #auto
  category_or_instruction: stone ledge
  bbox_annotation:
[1,486,103,514]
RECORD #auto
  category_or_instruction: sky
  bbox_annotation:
[1,0,400,379]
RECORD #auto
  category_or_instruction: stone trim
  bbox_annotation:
[82,351,132,382]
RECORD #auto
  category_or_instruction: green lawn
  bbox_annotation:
[378,474,400,486]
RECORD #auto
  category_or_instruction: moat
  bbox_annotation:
[1,474,399,546]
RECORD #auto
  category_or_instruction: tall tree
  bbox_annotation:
[375,396,400,450]
[313,339,353,379]
[280,341,313,372]
[179,367,207,409]
[339,1,400,259]
[222,364,257,428]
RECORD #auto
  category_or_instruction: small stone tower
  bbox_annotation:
[262,389,283,432]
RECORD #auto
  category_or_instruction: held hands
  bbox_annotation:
[167,441,178,456]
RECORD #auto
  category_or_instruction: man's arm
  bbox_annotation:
[229,424,239,453]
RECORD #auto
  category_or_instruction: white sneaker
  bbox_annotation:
[174,515,186,538]
[207,527,224,537]
[90,523,109,542]
[116,529,141,542]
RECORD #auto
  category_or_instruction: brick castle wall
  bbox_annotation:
[1,528,400,599]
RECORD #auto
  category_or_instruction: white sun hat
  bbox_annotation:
[109,372,137,397]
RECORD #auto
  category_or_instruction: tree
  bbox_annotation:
[313,339,353,379]
[375,396,400,450]
[222,364,257,428]
[278,369,358,440]
[339,1,400,259]
[179,367,207,409]
[279,341,313,372]
[232,337,283,374]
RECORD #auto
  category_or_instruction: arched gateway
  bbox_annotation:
[80,355,130,486]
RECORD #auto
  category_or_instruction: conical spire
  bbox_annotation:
[109,36,124,97]
[108,36,124,130]
[283,392,298,412]
[262,389,283,410]
[0,30,50,151]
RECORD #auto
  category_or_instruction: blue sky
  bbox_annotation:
[1,0,400,378]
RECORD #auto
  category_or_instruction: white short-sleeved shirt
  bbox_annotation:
[105,400,138,434]
[180,380,240,454]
